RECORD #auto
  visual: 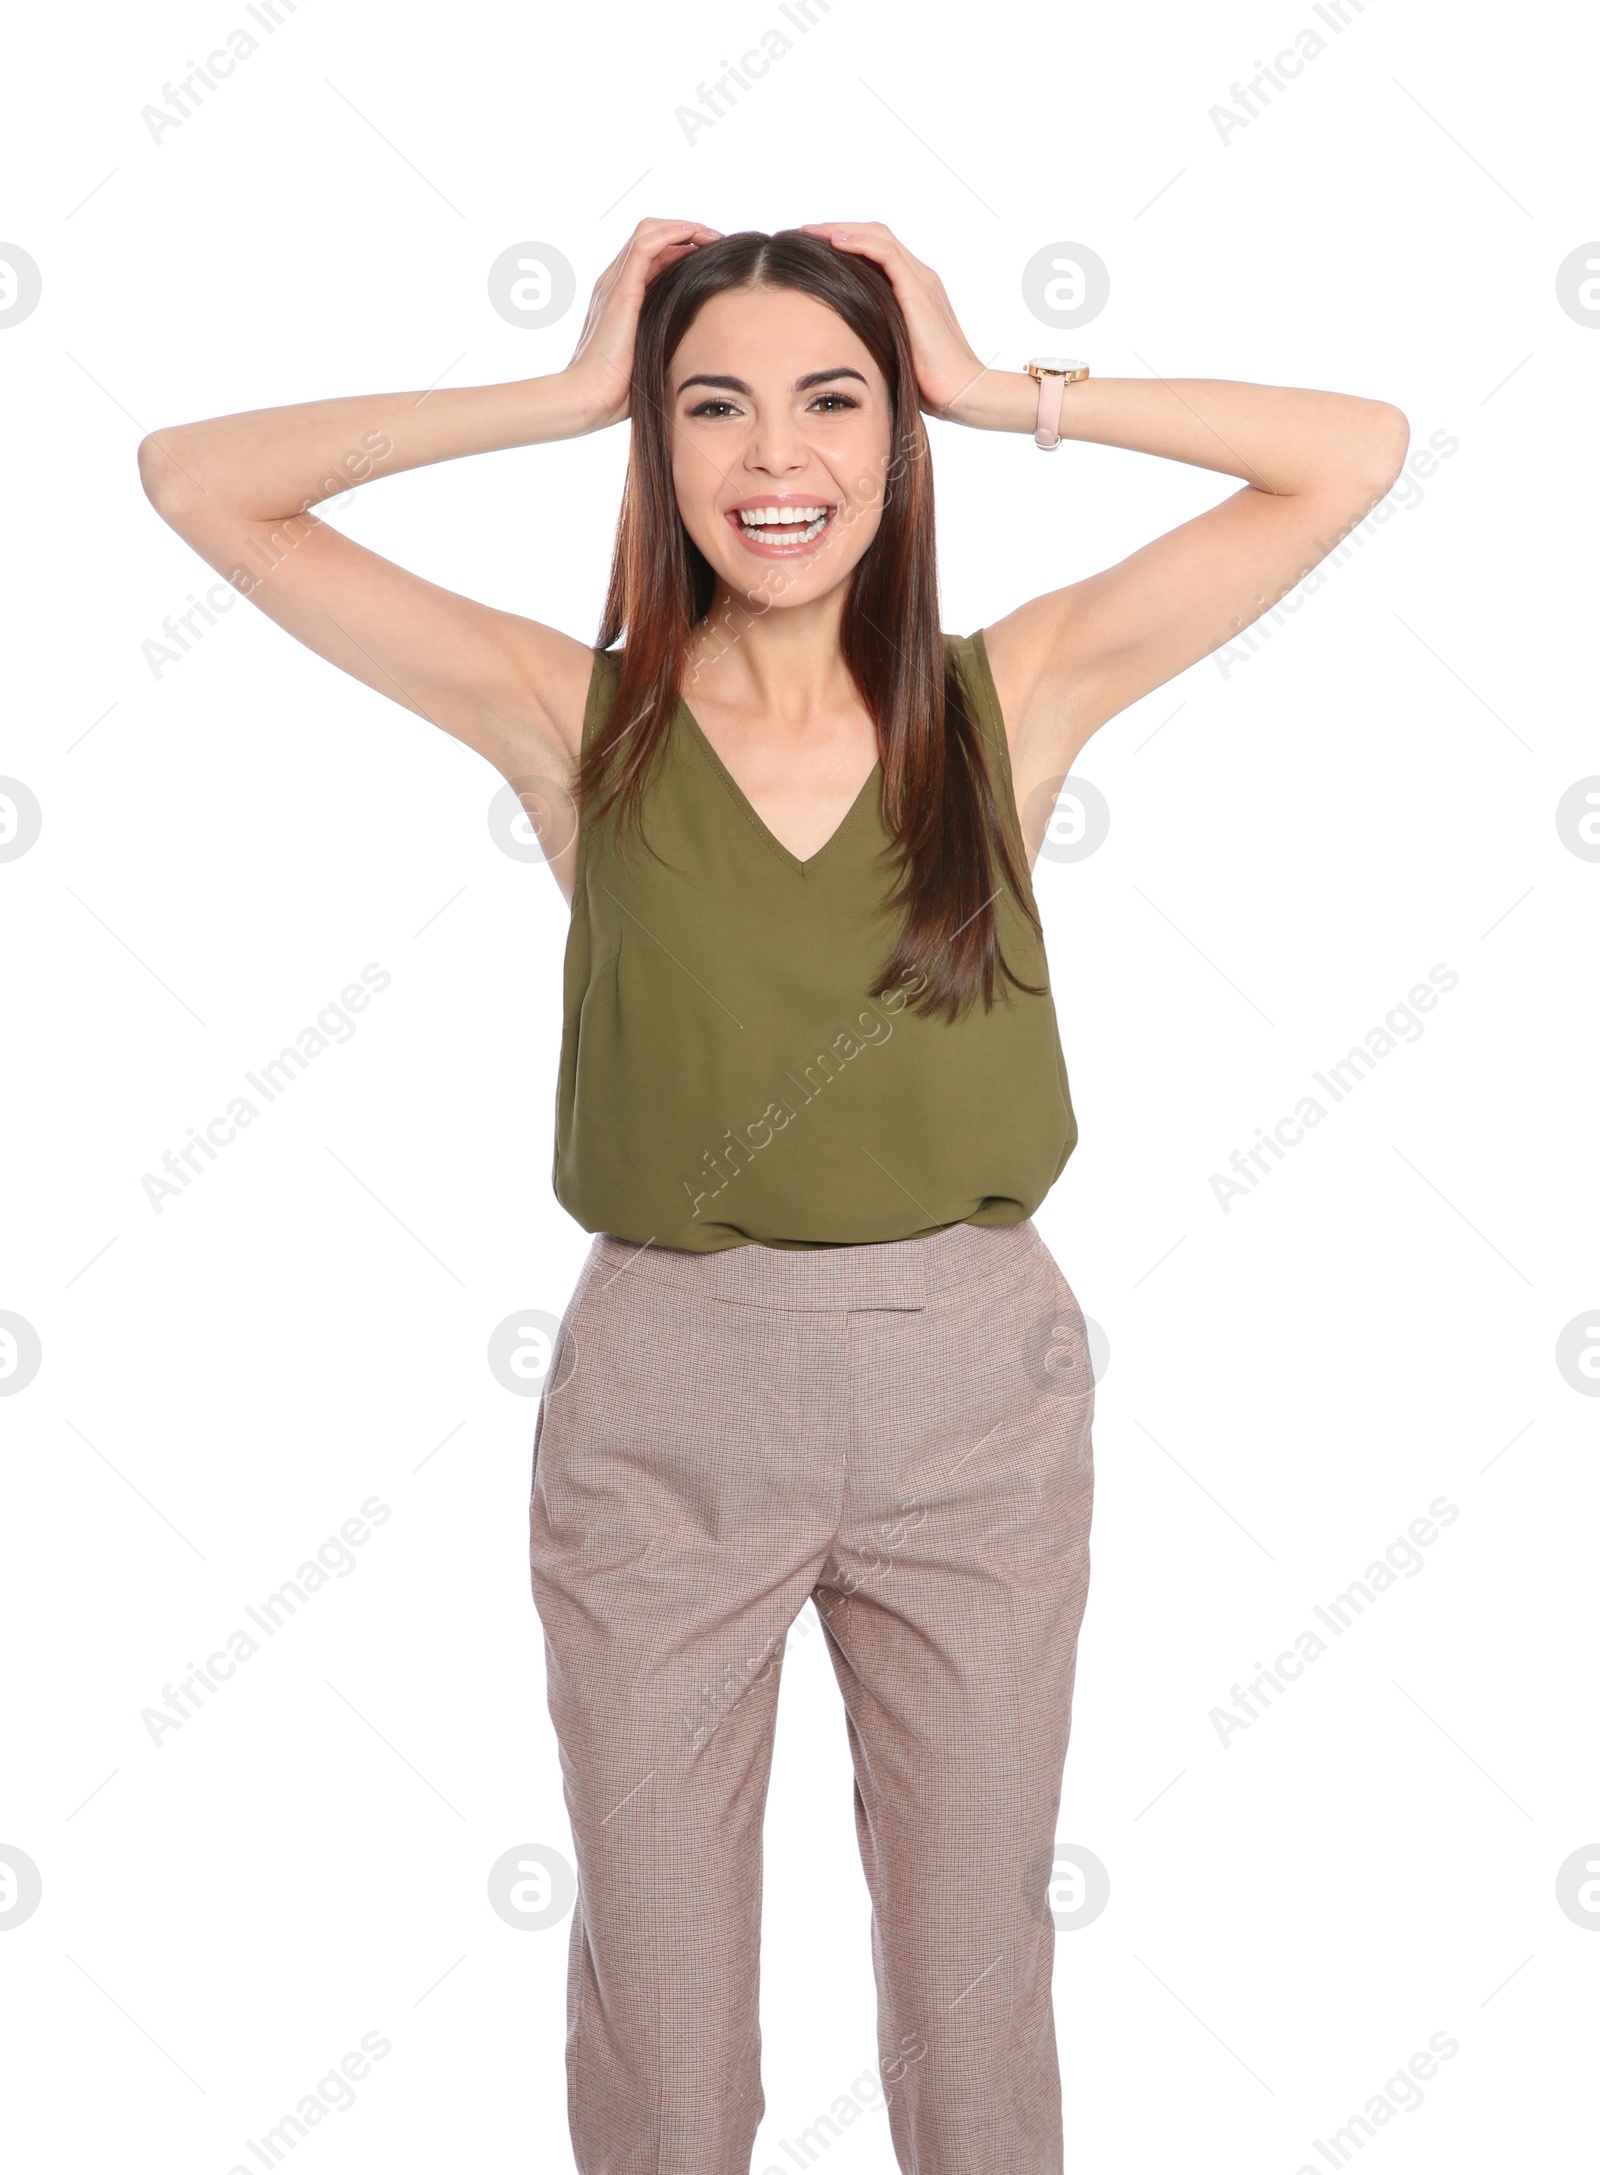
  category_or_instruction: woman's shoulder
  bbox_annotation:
[941,624,990,675]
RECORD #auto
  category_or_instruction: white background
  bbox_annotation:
[2,0,1596,2169]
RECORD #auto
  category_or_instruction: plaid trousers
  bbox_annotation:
[528,1216,1096,2174]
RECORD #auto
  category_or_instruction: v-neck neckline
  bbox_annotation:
[675,694,883,874]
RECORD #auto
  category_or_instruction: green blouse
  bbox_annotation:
[552,629,1077,1251]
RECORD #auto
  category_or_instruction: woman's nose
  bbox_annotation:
[744,416,807,471]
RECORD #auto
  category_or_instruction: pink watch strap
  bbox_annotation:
[1034,371,1066,451]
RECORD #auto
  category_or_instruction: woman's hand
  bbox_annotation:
[564,216,724,431]
[799,222,988,418]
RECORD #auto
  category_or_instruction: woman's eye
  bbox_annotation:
[685,393,858,418]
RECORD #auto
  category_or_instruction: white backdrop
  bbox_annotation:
[3,1,1596,2169]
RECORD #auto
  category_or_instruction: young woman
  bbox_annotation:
[140,218,1407,2173]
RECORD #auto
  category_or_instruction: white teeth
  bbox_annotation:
[732,504,831,546]
[734,506,830,545]
[737,504,828,526]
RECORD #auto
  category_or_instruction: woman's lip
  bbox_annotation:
[723,506,836,556]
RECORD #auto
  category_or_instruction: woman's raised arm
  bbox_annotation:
[136,218,722,818]
[801,221,1409,852]
[947,368,1409,803]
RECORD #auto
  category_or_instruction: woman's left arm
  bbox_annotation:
[948,370,1408,776]
[804,224,1410,800]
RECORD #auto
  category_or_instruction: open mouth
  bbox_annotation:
[724,501,836,555]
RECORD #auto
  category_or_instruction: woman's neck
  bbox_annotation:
[685,582,859,726]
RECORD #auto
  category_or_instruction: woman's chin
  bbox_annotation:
[708,542,864,611]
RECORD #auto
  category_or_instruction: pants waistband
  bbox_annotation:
[589,1217,1042,1312]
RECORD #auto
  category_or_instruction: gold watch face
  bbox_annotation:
[1029,356,1088,377]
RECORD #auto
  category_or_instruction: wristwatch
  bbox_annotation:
[1025,356,1090,450]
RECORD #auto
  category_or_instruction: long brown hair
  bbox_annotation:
[580,226,1044,1023]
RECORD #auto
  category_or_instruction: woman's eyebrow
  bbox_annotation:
[675,367,870,397]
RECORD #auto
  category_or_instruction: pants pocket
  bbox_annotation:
[529,1245,605,1493]
[1021,1252,1094,1409]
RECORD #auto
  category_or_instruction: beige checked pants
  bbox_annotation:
[528,1216,1096,2175]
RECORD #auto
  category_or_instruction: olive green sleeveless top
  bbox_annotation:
[552,630,1077,1252]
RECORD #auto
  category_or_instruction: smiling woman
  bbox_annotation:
[136,210,1407,2175]
[583,229,1039,1028]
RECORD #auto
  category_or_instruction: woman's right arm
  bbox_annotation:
[136,218,720,810]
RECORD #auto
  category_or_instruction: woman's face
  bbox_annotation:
[667,284,894,610]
